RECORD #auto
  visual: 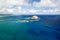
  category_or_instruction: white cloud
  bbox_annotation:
[33,0,57,8]
[0,0,22,8]
[0,0,60,15]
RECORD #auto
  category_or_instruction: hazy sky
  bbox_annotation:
[0,0,60,15]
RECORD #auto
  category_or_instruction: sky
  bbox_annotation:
[0,0,60,15]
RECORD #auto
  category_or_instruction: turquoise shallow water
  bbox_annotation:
[0,21,29,40]
[0,15,60,40]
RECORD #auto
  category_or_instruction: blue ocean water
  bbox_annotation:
[0,15,60,40]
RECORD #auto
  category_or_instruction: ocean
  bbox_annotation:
[0,15,60,40]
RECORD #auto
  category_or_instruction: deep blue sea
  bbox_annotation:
[0,15,60,40]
